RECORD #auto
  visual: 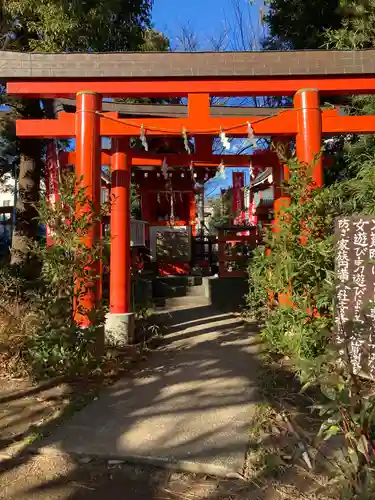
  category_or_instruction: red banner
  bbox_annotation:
[232,172,244,224]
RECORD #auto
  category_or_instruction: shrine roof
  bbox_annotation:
[2,49,375,79]
[248,167,273,188]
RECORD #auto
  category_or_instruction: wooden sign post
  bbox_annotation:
[335,216,375,375]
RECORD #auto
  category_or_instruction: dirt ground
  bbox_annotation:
[0,453,326,500]
[0,369,333,500]
[0,309,337,500]
[0,374,257,500]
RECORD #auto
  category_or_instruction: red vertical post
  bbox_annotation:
[271,140,293,308]
[110,139,131,315]
[272,139,290,234]
[188,93,210,121]
[294,88,323,187]
[272,159,283,234]
[189,93,209,238]
[294,88,322,246]
[280,89,322,312]
[232,172,245,224]
[74,91,102,327]
[189,191,196,236]
[189,94,209,236]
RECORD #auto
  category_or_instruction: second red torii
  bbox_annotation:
[59,149,280,169]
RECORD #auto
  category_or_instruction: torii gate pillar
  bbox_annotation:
[105,139,135,345]
[294,88,323,186]
[74,91,102,327]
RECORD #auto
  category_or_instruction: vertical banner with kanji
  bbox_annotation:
[232,171,244,225]
[335,216,375,375]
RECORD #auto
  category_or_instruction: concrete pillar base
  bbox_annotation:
[105,312,135,346]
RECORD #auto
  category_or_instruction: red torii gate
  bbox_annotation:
[59,148,281,278]
[7,49,375,342]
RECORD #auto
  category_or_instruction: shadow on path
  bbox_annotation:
[0,305,327,499]
[36,305,263,475]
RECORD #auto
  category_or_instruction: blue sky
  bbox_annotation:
[70,2,265,198]
[152,0,231,49]
[152,0,265,51]
[152,1,266,197]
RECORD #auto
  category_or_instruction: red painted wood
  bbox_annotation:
[294,89,323,186]
[158,263,190,276]
[17,109,375,138]
[60,150,278,168]
[110,139,131,314]
[8,76,375,98]
[15,112,299,138]
[74,91,102,327]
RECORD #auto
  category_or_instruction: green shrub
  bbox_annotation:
[0,173,109,379]
[247,150,375,496]
[247,156,335,362]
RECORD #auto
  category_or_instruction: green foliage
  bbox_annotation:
[247,157,335,359]
[247,151,375,358]
[131,181,141,219]
[141,27,170,52]
[207,192,232,235]
[329,161,375,216]
[264,0,342,49]
[0,0,166,263]
[0,111,16,173]
[2,0,154,52]
[323,1,375,186]
[325,0,375,49]
[299,350,375,498]
[27,172,109,377]
[265,0,375,50]
[247,152,375,496]
[0,172,110,379]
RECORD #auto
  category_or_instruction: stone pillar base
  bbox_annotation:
[105,312,135,346]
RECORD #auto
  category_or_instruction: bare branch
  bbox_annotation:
[175,22,199,52]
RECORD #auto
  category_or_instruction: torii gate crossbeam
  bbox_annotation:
[15,108,375,137]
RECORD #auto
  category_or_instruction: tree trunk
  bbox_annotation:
[11,99,43,272]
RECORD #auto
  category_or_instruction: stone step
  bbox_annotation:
[153,295,211,310]
[164,296,211,309]
[152,276,204,299]
[154,275,202,287]
[153,284,187,299]
[185,284,207,297]
[153,283,207,300]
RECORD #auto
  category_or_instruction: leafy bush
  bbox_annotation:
[27,173,109,378]
[247,156,335,361]
[299,350,375,499]
[247,152,375,496]
[0,172,109,379]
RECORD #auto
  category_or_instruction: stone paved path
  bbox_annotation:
[37,304,262,477]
